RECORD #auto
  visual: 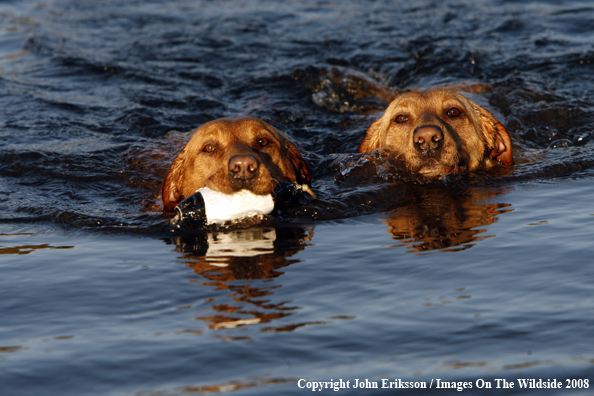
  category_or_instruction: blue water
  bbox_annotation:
[2,0,594,395]
[3,178,594,395]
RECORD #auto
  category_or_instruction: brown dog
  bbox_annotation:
[162,117,313,212]
[359,89,514,178]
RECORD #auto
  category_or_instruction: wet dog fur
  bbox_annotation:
[359,88,514,178]
[162,117,313,212]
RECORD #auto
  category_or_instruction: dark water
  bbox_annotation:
[2,0,594,395]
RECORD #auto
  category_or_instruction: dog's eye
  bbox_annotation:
[257,137,269,147]
[394,115,408,123]
[203,144,216,153]
[446,107,462,118]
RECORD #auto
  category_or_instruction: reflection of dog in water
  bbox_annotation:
[384,186,512,252]
[167,226,312,331]
[169,226,311,280]
[359,89,515,179]
[162,118,314,212]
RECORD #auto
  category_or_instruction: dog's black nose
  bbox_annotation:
[229,155,259,179]
[413,126,444,151]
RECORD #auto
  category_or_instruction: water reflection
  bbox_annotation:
[167,226,313,331]
[0,237,74,255]
[384,186,513,253]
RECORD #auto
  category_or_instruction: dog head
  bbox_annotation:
[359,89,514,178]
[162,118,312,212]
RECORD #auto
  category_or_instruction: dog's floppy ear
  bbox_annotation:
[490,120,515,166]
[161,146,187,212]
[285,141,312,185]
[358,118,383,153]
[476,105,515,166]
